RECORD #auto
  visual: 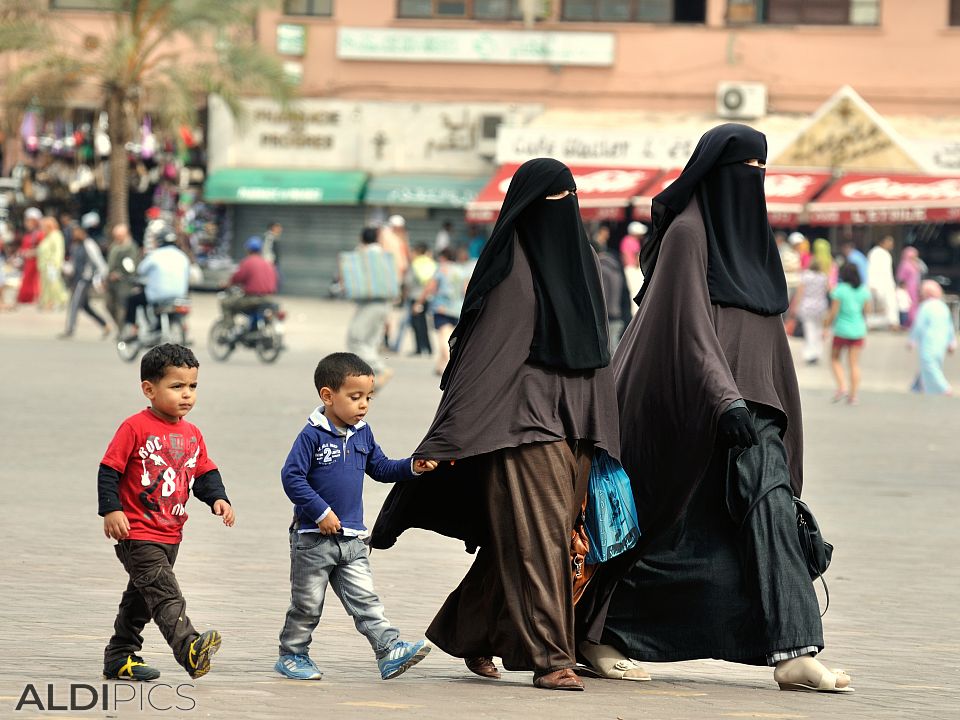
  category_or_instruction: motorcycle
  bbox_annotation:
[208,289,285,364]
[116,295,192,362]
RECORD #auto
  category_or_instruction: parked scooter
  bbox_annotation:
[208,288,285,363]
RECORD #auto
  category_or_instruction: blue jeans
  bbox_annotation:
[278,532,400,659]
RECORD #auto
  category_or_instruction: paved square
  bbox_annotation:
[1,296,957,719]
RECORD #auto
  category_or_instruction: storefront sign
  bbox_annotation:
[497,127,697,168]
[207,96,541,173]
[337,27,615,66]
[773,86,923,171]
[277,24,306,56]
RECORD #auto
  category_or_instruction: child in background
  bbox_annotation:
[897,280,912,330]
[98,344,234,681]
[276,352,437,681]
[826,262,872,405]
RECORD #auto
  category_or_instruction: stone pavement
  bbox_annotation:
[1,296,958,719]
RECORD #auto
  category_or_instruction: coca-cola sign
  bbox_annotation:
[839,176,960,202]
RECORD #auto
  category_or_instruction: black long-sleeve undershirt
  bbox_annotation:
[98,463,230,517]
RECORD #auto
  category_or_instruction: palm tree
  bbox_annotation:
[1,0,292,230]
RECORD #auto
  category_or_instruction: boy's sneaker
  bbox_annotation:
[378,639,431,680]
[186,630,221,679]
[103,654,161,681]
[274,654,323,680]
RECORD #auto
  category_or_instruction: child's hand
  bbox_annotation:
[413,459,439,473]
[318,510,342,535]
[103,511,130,540]
[213,500,235,527]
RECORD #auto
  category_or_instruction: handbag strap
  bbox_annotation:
[798,512,830,617]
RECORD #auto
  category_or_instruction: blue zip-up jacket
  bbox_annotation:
[281,407,417,532]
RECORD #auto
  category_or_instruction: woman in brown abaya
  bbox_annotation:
[371,158,620,691]
[579,124,853,693]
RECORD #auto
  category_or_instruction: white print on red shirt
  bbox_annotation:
[134,433,200,525]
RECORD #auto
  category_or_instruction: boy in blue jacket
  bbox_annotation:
[276,352,437,681]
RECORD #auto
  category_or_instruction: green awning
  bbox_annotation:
[365,173,489,208]
[204,168,367,205]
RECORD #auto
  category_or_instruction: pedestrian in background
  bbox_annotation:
[15,207,43,305]
[61,226,110,339]
[434,220,454,255]
[826,262,872,404]
[594,224,629,351]
[105,224,139,330]
[346,227,395,385]
[908,280,956,395]
[36,216,68,311]
[620,221,646,309]
[896,246,924,328]
[405,243,436,357]
[867,235,899,330]
[418,246,469,376]
[813,237,836,287]
[840,238,869,286]
[790,258,830,364]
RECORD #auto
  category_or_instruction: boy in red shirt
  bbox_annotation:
[98,344,235,681]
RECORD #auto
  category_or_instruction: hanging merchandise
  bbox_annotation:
[140,115,157,160]
[95,111,111,157]
[20,111,39,154]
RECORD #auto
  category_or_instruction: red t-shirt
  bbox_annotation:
[101,409,217,543]
[230,255,277,295]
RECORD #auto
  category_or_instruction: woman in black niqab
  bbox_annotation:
[444,157,609,389]
[637,123,788,316]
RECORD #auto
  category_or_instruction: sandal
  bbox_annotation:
[774,657,853,693]
[578,642,651,681]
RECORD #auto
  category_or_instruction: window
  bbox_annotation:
[561,0,706,23]
[283,0,333,16]
[951,0,960,26]
[49,0,113,9]
[727,0,879,25]
[397,1,527,19]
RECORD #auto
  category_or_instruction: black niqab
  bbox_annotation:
[442,158,610,389]
[638,123,788,316]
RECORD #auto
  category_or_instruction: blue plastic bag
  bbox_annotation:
[584,450,641,564]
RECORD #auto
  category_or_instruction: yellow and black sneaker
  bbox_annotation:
[103,654,161,681]
[186,630,221,679]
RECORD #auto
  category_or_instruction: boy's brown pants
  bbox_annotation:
[103,539,199,670]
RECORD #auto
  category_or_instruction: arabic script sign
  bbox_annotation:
[337,27,615,67]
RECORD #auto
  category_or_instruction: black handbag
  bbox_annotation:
[794,496,833,615]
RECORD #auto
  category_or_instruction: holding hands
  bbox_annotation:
[413,459,439,473]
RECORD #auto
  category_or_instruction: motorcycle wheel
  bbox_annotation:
[254,323,283,363]
[208,319,234,362]
[116,337,140,363]
[164,321,187,346]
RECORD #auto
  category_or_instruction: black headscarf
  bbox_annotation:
[442,158,610,389]
[637,123,789,316]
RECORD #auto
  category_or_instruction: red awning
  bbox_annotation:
[807,174,960,225]
[632,169,832,227]
[466,164,661,223]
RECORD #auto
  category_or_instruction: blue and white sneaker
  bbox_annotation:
[275,654,323,680]
[378,639,431,680]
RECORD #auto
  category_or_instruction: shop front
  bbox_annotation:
[204,168,368,296]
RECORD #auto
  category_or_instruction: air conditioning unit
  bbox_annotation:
[477,114,504,157]
[716,82,767,119]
